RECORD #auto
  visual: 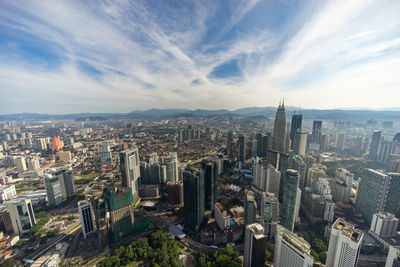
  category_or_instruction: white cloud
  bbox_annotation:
[0,0,399,113]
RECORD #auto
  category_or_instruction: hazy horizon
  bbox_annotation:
[1,0,400,113]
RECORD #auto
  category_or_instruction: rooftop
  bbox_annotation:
[333,218,363,243]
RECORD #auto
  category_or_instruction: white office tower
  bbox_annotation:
[253,163,280,197]
[260,192,279,240]
[326,218,363,267]
[120,147,141,204]
[165,152,179,182]
[15,157,27,172]
[26,158,40,171]
[78,200,96,238]
[294,130,308,156]
[6,198,36,234]
[306,164,327,188]
[274,225,313,267]
[370,212,399,238]
[100,143,112,166]
[385,246,400,267]
[244,223,267,267]
[295,187,302,223]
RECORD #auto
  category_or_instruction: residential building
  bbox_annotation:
[100,143,112,166]
[370,212,399,238]
[165,152,179,182]
[260,192,279,240]
[274,225,313,267]
[244,223,267,267]
[326,218,363,267]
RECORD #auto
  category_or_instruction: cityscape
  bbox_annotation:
[1,1,400,267]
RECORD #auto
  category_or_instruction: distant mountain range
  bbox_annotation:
[1,107,400,121]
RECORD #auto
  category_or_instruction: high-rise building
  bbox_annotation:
[355,169,400,222]
[273,101,287,154]
[105,188,135,243]
[256,133,270,157]
[165,152,179,182]
[120,148,141,204]
[370,212,399,238]
[183,169,205,232]
[290,113,302,150]
[166,182,184,207]
[244,189,257,225]
[385,246,400,267]
[253,163,280,197]
[335,132,345,150]
[6,198,36,235]
[335,168,353,203]
[274,225,313,267]
[57,170,75,197]
[26,157,40,171]
[326,218,363,267]
[51,136,63,152]
[202,161,217,210]
[0,207,14,234]
[292,155,307,189]
[100,143,112,166]
[244,223,267,267]
[15,157,27,173]
[369,130,382,161]
[311,120,323,147]
[260,192,279,240]
[44,175,64,206]
[294,130,308,156]
[78,200,96,239]
[281,169,300,231]
[238,134,247,163]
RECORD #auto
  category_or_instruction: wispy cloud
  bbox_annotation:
[0,0,399,113]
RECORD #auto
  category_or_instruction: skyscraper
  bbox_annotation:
[273,101,287,154]
[105,188,135,243]
[260,192,279,240]
[274,225,313,267]
[311,120,322,146]
[355,169,400,222]
[165,152,179,182]
[183,169,205,232]
[44,175,64,206]
[369,130,382,161]
[244,189,257,225]
[6,198,36,235]
[326,218,363,267]
[78,200,96,239]
[57,169,75,197]
[238,134,247,163]
[294,130,308,156]
[244,223,267,267]
[290,113,302,149]
[385,246,400,267]
[202,161,217,210]
[100,143,112,166]
[120,147,141,204]
[281,169,300,231]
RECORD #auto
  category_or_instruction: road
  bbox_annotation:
[29,224,82,260]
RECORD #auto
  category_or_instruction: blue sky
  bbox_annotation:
[1,0,400,113]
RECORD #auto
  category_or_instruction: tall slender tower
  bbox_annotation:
[273,100,287,154]
[290,113,302,149]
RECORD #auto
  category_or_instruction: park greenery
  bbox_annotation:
[309,232,329,264]
[196,247,241,267]
[76,171,100,184]
[29,213,51,238]
[97,230,182,267]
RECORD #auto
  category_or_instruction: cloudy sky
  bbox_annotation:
[1,0,400,114]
